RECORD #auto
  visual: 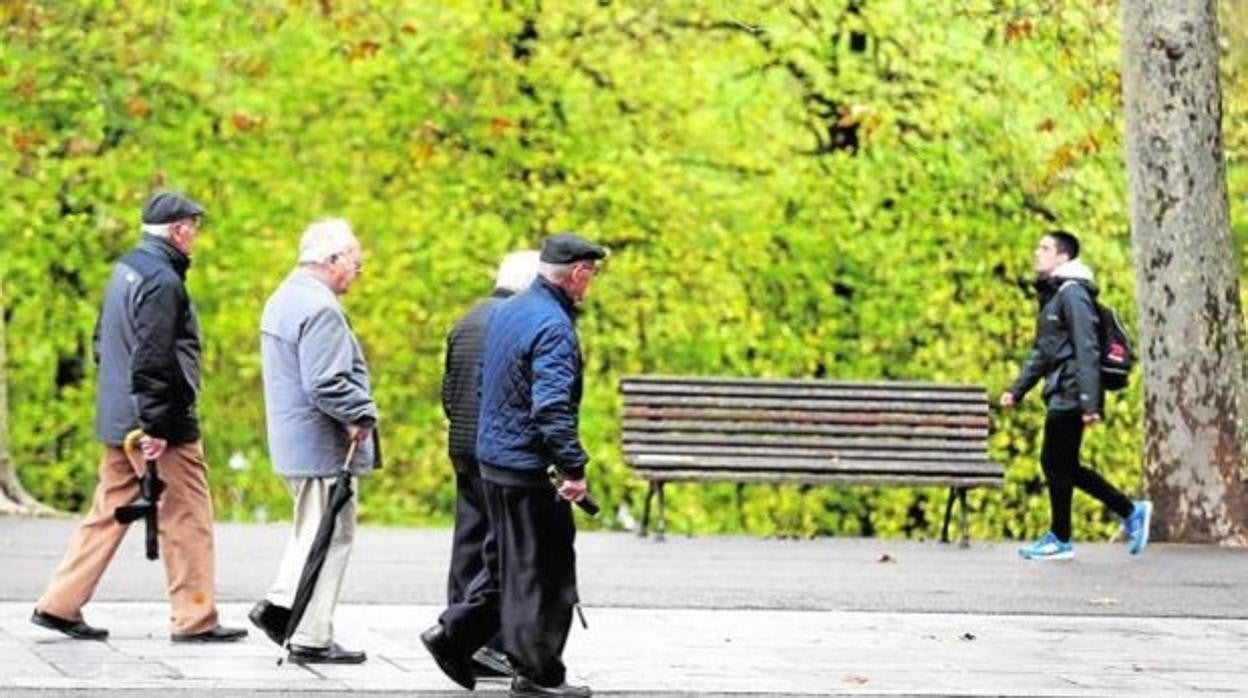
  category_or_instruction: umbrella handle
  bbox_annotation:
[122,429,146,458]
[341,439,358,473]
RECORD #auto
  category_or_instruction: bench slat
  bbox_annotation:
[622,375,983,392]
[622,394,987,414]
[625,407,989,428]
[627,454,1001,475]
[622,419,987,439]
[622,432,986,451]
[621,383,987,403]
[631,469,1003,488]
[625,444,987,461]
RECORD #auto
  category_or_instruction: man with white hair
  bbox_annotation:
[423,232,604,698]
[249,218,378,664]
[32,191,247,644]
[439,250,540,680]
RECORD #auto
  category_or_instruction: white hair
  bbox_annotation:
[538,261,574,281]
[495,251,540,293]
[298,218,356,265]
[141,223,172,238]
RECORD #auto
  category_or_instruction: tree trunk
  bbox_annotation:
[0,275,57,516]
[1121,0,1248,544]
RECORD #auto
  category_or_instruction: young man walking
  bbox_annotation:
[1001,230,1151,561]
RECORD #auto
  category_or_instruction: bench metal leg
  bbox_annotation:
[958,487,970,549]
[640,481,657,538]
[940,486,957,544]
[655,481,667,542]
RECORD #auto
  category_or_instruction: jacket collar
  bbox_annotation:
[534,276,578,317]
[138,234,191,279]
[491,287,514,299]
[289,267,343,309]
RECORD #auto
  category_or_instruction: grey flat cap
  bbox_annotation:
[141,191,206,225]
[540,232,606,264]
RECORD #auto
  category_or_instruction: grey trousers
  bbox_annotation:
[265,476,356,647]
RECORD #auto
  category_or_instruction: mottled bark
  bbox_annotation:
[0,277,56,516]
[1121,0,1248,544]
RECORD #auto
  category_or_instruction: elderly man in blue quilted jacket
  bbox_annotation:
[421,232,604,698]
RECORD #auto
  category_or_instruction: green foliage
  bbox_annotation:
[1,0,1244,539]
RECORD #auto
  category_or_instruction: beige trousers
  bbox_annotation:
[265,476,357,648]
[37,442,220,634]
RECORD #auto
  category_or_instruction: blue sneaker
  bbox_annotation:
[1124,500,1152,555]
[1018,531,1074,561]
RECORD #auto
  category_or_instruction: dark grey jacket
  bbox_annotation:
[442,288,512,472]
[1008,259,1102,414]
[94,235,203,446]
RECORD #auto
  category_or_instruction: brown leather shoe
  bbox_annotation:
[31,609,109,640]
[171,625,248,643]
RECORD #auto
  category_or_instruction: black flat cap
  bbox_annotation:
[540,232,606,264]
[141,191,206,225]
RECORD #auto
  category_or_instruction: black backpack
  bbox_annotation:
[1061,281,1135,391]
[1096,303,1135,391]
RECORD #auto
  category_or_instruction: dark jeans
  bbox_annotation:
[439,478,578,686]
[1041,409,1134,542]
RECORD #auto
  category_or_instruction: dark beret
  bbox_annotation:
[141,191,206,225]
[539,232,606,264]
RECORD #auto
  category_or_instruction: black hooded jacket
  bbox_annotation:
[1007,260,1103,414]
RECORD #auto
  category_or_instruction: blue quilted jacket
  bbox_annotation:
[475,277,589,480]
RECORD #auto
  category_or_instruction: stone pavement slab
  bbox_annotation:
[1,602,1245,696]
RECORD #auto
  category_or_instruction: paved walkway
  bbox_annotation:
[0,519,1245,695]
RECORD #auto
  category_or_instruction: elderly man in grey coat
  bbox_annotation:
[248,218,378,665]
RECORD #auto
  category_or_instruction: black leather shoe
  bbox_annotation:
[510,676,593,697]
[171,625,248,643]
[287,642,367,665]
[473,645,514,678]
[419,623,475,690]
[248,601,290,647]
[31,609,109,640]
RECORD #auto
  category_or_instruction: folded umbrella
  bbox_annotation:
[113,429,164,560]
[280,440,358,654]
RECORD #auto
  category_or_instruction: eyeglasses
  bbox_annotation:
[332,254,363,274]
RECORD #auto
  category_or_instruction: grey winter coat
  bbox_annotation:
[260,270,378,477]
[1008,259,1103,414]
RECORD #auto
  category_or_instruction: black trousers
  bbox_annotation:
[447,464,491,605]
[1041,409,1134,542]
[439,477,578,687]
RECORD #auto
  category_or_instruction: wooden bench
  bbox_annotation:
[620,375,1002,546]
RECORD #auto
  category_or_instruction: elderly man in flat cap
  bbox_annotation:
[422,232,604,698]
[32,191,247,643]
[248,218,378,665]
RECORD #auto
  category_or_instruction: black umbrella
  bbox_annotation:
[280,440,359,654]
[114,429,164,560]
